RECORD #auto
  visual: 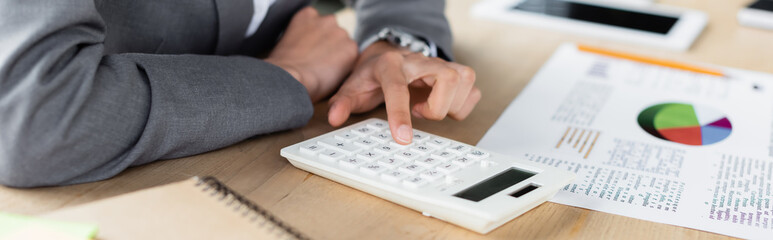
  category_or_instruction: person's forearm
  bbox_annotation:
[0,0,312,188]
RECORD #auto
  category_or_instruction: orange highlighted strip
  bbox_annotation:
[556,127,571,148]
[577,44,724,77]
[584,132,601,159]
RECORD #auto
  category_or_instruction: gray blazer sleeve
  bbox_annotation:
[350,0,454,60]
[0,1,313,187]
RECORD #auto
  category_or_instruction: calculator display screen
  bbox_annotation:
[512,0,679,35]
[454,168,536,202]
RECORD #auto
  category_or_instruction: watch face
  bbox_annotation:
[409,42,431,57]
[381,28,431,57]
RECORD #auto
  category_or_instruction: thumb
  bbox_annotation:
[328,94,354,127]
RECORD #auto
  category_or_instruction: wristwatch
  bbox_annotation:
[361,27,434,57]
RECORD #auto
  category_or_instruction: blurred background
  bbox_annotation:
[313,0,345,14]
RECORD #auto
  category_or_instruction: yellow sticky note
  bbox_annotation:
[0,212,98,240]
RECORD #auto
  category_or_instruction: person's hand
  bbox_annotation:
[327,41,481,144]
[265,7,357,102]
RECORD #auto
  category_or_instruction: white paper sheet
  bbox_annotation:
[478,43,773,239]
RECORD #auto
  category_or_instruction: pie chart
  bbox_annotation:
[637,103,732,146]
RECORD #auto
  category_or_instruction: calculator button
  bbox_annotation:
[431,151,457,161]
[360,164,387,176]
[480,159,491,168]
[436,163,461,174]
[451,156,476,167]
[466,149,490,160]
[447,143,471,155]
[411,130,431,143]
[415,157,443,168]
[319,150,346,162]
[389,141,412,149]
[366,120,388,131]
[353,138,378,148]
[373,144,399,155]
[334,133,359,142]
[351,126,375,136]
[340,157,366,169]
[356,151,383,162]
[370,132,392,143]
[300,143,325,155]
[419,170,445,182]
[426,137,451,149]
[381,170,408,183]
[398,164,425,176]
[444,175,457,184]
[403,176,429,188]
[410,144,433,155]
[377,157,404,169]
[394,150,421,162]
[318,137,361,155]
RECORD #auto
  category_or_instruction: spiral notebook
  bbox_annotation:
[41,177,308,240]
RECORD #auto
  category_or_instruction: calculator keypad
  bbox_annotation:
[299,119,490,189]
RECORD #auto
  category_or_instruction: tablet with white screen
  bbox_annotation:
[472,0,707,51]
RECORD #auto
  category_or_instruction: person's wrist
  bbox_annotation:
[265,59,315,96]
[266,59,302,81]
[360,41,412,64]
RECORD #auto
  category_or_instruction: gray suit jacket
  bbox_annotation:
[0,0,452,187]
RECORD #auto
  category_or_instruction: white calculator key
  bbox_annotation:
[436,163,461,174]
[403,176,429,188]
[467,149,490,160]
[389,140,413,148]
[431,151,457,161]
[370,132,393,143]
[398,164,425,176]
[340,157,366,169]
[381,170,408,183]
[447,143,471,155]
[366,120,388,131]
[373,144,399,155]
[415,157,443,168]
[356,151,383,162]
[410,144,433,155]
[318,137,362,155]
[377,157,404,169]
[444,175,457,184]
[480,159,491,168]
[394,150,421,162]
[334,133,359,142]
[411,130,431,143]
[360,163,387,176]
[300,143,325,155]
[319,149,346,162]
[353,138,378,148]
[419,170,445,182]
[351,126,375,136]
[389,141,412,149]
[426,137,451,149]
[452,156,477,167]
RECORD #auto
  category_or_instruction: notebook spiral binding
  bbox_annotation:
[194,176,310,240]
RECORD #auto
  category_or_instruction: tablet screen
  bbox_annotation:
[749,0,773,11]
[512,0,678,34]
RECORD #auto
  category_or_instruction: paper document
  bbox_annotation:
[478,43,773,239]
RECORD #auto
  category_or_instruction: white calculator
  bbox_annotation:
[280,118,575,234]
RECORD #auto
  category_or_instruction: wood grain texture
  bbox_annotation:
[1,0,769,239]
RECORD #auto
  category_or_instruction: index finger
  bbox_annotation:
[376,52,413,145]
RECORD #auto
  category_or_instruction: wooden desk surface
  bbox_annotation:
[1,0,770,239]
